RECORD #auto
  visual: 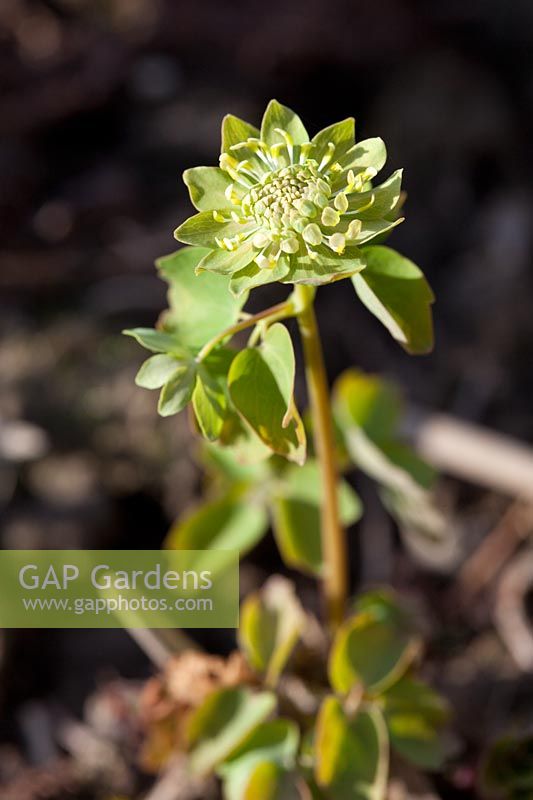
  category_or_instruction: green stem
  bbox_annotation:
[295,284,347,629]
[196,299,294,362]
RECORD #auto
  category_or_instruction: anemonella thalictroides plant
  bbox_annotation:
[125,100,443,800]
[125,99,435,625]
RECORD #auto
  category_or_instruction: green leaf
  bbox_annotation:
[192,348,235,441]
[239,577,304,686]
[261,100,309,146]
[157,363,197,417]
[123,327,189,355]
[315,697,389,800]
[220,719,300,800]
[125,318,199,418]
[311,118,355,163]
[379,441,437,491]
[183,166,238,212]
[271,499,322,576]
[339,427,434,497]
[219,411,274,465]
[270,460,362,576]
[228,324,306,465]
[175,211,255,248]
[222,114,260,153]
[382,676,449,770]
[157,247,248,350]
[333,367,451,567]
[380,486,452,564]
[241,761,302,800]
[329,591,420,695]
[336,418,450,566]
[193,375,225,440]
[135,353,190,389]
[285,247,366,286]
[165,488,268,557]
[353,246,435,354]
[187,688,276,775]
[223,719,300,770]
[202,440,271,485]
[333,369,402,442]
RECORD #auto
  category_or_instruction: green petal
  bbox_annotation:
[336,136,387,175]
[175,211,253,247]
[347,217,404,245]
[312,118,355,163]
[221,114,260,153]
[283,247,366,285]
[223,143,270,181]
[347,170,403,220]
[196,240,257,275]
[135,354,187,389]
[183,167,240,212]
[260,99,309,146]
[229,257,291,296]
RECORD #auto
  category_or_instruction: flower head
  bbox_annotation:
[175,100,404,296]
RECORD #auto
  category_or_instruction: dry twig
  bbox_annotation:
[494,549,533,671]
[126,628,197,669]
[455,501,533,605]
[406,409,533,500]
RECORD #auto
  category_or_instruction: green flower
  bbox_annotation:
[175,100,404,296]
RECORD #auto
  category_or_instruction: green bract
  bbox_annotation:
[175,99,403,295]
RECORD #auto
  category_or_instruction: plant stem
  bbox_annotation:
[196,299,294,362]
[295,284,347,629]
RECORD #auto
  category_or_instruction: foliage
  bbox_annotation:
[125,101,449,798]
[163,367,445,579]
[332,369,450,564]
[142,582,449,798]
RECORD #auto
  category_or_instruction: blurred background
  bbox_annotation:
[1,1,533,797]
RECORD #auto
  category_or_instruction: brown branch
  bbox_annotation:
[405,409,533,500]
[456,501,533,605]
[494,549,533,671]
